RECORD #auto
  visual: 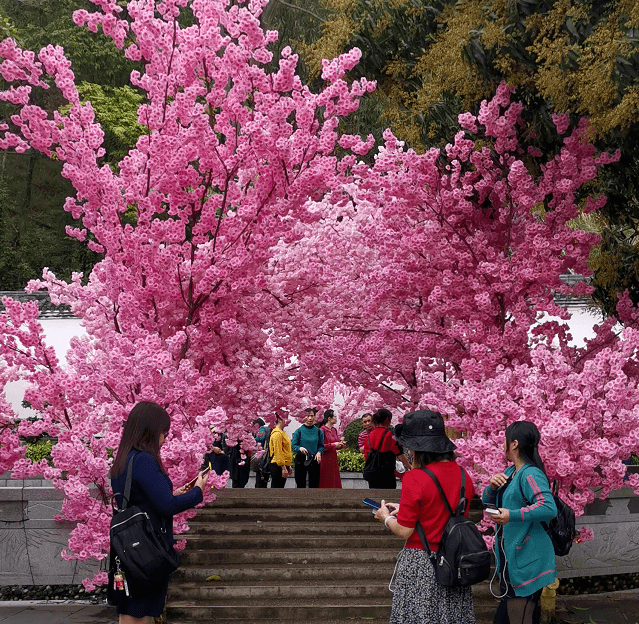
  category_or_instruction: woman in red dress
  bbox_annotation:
[319,409,346,488]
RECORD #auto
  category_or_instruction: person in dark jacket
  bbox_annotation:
[110,401,208,624]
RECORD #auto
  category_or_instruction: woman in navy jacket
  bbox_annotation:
[483,421,557,624]
[110,402,209,624]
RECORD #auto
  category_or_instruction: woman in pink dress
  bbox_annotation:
[319,409,346,488]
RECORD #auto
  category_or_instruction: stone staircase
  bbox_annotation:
[166,488,499,623]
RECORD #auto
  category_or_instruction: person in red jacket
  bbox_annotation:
[363,408,410,488]
[374,410,476,624]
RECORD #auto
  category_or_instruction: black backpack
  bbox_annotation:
[109,452,180,594]
[362,430,396,483]
[519,473,577,557]
[258,429,272,473]
[416,464,491,587]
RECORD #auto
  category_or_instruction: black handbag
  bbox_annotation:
[109,452,180,595]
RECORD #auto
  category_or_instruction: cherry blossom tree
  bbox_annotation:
[1,0,639,584]
[265,83,639,535]
[0,0,375,587]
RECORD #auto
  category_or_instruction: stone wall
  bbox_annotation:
[0,476,99,585]
[557,485,639,578]
[2,470,639,585]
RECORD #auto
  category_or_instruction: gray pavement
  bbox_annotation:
[556,588,639,623]
[0,602,116,623]
[1,590,639,623]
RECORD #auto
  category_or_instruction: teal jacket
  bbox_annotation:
[482,464,557,596]
[291,425,325,456]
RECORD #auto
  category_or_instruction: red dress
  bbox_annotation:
[319,425,342,489]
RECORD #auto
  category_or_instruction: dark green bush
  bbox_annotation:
[343,419,364,450]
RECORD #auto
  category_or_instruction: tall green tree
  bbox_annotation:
[299,0,639,316]
[0,0,139,289]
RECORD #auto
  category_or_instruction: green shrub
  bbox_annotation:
[25,440,53,465]
[343,419,364,450]
[338,448,365,472]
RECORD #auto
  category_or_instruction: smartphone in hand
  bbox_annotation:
[183,465,211,490]
[362,498,381,510]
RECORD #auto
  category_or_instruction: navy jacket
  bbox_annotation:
[111,449,203,548]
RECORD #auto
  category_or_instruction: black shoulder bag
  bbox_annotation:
[362,429,395,482]
[109,452,180,595]
[518,469,577,557]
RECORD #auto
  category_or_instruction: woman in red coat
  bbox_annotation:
[319,409,346,488]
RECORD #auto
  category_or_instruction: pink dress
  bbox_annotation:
[319,425,342,489]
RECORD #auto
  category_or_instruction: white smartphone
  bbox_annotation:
[485,507,500,515]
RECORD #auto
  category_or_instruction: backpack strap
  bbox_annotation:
[415,463,466,555]
[517,465,551,532]
[119,451,139,511]
[377,429,390,452]
[422,464,466,516]
[366,429,390,454]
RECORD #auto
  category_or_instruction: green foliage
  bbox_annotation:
[25,440,53,465]
[337,448,365,472]
[343,418,364,450]
[0,0,133,288]
[75,82,145,162]
[0,160,98,290]
[0,0,134,87]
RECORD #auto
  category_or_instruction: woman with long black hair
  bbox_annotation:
[110,402,209,624]
[483,421,557,624]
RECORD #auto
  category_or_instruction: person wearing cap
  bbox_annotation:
[291,409,325,488]
[374,410,476,624]
[269,413,293,488]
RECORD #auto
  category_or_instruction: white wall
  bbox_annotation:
[4,318,85,419]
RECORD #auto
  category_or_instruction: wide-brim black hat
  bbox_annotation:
[395,410,456,454]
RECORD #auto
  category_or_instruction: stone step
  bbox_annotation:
[168,580,500,602]
[187,520,385,536]
[169,618,496,624]
[184,533,404,550]
[202,493,485,513]
[173,563,396,583]
[207,488,402,506]
[180,547,402,566]
[168,582,394,601]
[166,599,497,621]
[192,508,382,522]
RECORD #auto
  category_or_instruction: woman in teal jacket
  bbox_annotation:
[482,422,557,624]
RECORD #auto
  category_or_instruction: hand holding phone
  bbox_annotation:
[183,466,211,491]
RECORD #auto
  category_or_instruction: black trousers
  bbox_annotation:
[366,469,397,489]
[270,464,287,488]
[294,454,320,488]
[494,589,542,624]
[255,468,269,488]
